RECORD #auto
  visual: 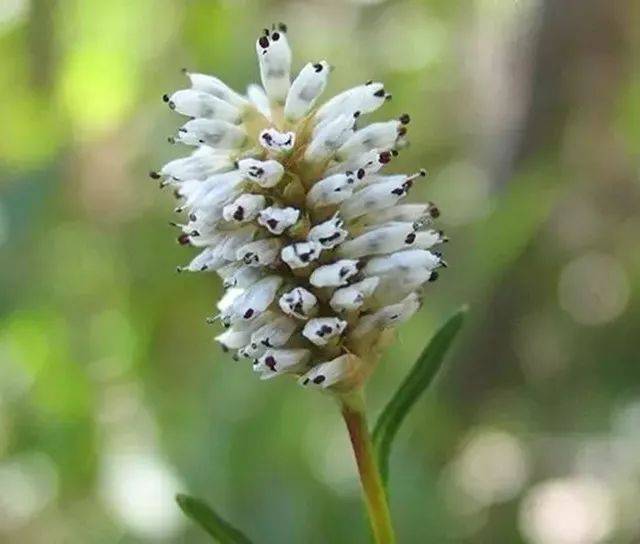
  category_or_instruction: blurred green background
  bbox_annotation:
[1,0,639,542]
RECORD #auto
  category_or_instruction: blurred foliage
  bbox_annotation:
[0,0,639,543]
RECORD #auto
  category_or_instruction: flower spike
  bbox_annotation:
[154,23,447,394]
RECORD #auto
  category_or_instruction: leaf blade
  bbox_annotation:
[373,306,467,484]
[176,494,254,544]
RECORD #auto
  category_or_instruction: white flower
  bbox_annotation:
[154,22,447,392]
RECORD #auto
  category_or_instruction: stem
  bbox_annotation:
[340,390,396,544]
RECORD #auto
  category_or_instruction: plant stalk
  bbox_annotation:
[340,390,396,544]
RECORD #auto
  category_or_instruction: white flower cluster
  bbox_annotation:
[153,23,447,392]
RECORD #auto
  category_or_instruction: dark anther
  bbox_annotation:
[167,136,175,144]
[277,22,288,32]
[385,94,393,101]
[428,271,439,282]
[168,101,176,110]
[357,168,365,179]
[220,344,229,353]
[430,206,440,218]
[149,171,160,179]
[258,36,269,49]
[233,207,244,221]
[373,88,386,97]
[313,63,323,72]
[266,218,278,230]
[302,378,310,385]
[379,151,392,164]
[313,375,326,384]
[365,80,373,86]
[353,110,361,118]
[189,213,197,221]
[320,232,341,245]
[391,150,399,156]
[265,355,277,371]
[318,325,333,337]
[271,32,280,41]
[178,127,187,133]
[162,94,170,103]
[405,233,416,244]
[244,309,254,319]
[398,126,407,137]
[178,233,191,246]
[399,113,411,125]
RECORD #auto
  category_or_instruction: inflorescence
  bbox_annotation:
[152,23,447,392]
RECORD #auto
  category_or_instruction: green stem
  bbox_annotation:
[340,390,396,544]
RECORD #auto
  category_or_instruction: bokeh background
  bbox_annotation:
[1,0,639,542]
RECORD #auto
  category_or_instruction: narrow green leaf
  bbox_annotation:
[176,494,254,544]
[373,306,467,484]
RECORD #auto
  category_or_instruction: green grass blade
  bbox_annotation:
[176,494,254,544]
[373,306,467,484]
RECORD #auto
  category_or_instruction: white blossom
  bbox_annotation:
[280,241,322,269]
[237,158,285,187]
[256,24,292,103]
[278,287,318,320]
[257,206,300,234]
[302,317,348,346]
[165,89,242,123]
[285,61,330,121]
[330,277,380,312]
[155,23,447,392]
[309,260,361,287]
[222,194,266,223]
[254,348,310,379]
[308,214,349,249]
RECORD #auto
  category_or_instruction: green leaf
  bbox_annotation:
[373,306,467,484]
[176,494,254,544]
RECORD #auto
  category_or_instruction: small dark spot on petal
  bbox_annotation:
[265,355,277,371]
[313,375,326,384]
[233,207,244,221]
[379,151,392,164]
